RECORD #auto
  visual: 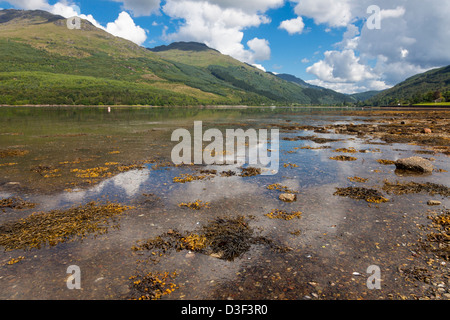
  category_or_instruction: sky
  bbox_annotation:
[1,0,450,94]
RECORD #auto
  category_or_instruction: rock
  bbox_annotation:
[395,156,434,174]
[423,128,432,134]
[279,193,297,202]
[427,200,442,206]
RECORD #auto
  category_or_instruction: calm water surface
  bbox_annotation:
[0,106,448,300]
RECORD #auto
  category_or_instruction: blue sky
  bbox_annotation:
[1,0,450,94]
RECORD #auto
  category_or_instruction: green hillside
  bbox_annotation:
[0,9,356,106]
[350,91,380,102]
[150,42,355,105]
[0,10,251,105]
[368,65,450,106]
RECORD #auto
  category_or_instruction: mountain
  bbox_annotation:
[148,42,354,105]
[368,65,450,106]
[0,9,254,106]
[0,9,364,106]
[349,91,381,102]
[274,73,321,89]
[150,42,219,53]
[274,73,357,104]
[0,9,358,106]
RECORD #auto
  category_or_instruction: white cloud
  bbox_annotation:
[252,64,266,72]
[111,0,161,17]
[162,0,272,64]
[292,0,450,92]
[305,49,391,94]
[293,0,353,28]
[105,11,147,45]
[380,6,405,20]
[307,49,377,83]
[279,17,305,35]
[247,38,270,61]
[306,78,389,95]
[168,0,284,14]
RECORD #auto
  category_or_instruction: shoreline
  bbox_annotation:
[1,104,449,109]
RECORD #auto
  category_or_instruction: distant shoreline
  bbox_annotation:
[1,104,449,110]
[0,104,354,109]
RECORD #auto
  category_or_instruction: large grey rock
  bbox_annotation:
[395,156,434,173]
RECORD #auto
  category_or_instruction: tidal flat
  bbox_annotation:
[0,106,449,300]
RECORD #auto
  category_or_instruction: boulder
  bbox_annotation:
[395,156,434,174]
[423,128,432,134]
[427,200,442,206]
[279,193,297,202]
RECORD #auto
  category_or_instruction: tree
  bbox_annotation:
[442,91,450,102]
[433,90,443,101]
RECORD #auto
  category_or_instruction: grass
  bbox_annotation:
[413,102,450,106]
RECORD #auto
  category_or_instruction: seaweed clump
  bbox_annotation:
[333,148,358,154]
[347,176,369,183]
[128,271,178,300]
[329,156,358,161]
[377,159,396,165]
[382,181,450,197]
[334,187,389,203]
[240,167,262,177]
[0,197,36,211]
[267,183,298,194]
[133,216,291,262]
[202,216,254,261]
[0,201,134,251]
[265,209,302,221]
[0,149,29,158]
[172,173,208,183]
[424,209,450,261]
[178,200,210,210]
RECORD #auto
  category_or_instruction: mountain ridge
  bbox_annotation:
[2,9,448,107]
[0,9,356,106]
[368,65,450,106]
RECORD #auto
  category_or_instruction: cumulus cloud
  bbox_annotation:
[294,0,450,92]
[307,49,377,83]
[111,0,161,17]
[162,0,272,64]
[252,64,266,72]
[105,11,147,45]
[247,38,271,61]
[306,78,389,95]
[279,17,305,35]
[169,0,284,14]
[293,0,353,28]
